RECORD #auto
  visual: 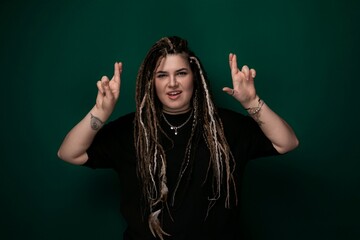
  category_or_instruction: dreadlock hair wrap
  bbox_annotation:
[134,36,237,239]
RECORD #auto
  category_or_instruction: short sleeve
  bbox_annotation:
[218,108,279,162]
[84,112,135,169]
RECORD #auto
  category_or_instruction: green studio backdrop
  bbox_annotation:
[1,0,359,239]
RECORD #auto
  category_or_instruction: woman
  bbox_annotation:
[58,36,299,240]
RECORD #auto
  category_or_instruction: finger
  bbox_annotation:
[250,68,256,79]
[101,76,113,98]
[228,53,233,69]
[229,53,239,75]
[241,65,250,80]
[222,87,235,96]
[97,80,105,95]
[112,62,122,85]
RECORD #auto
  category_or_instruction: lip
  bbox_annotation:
[167,90,182,99]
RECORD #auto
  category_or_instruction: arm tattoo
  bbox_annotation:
[90,113,104,130]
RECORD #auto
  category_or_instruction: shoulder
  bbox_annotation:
[216,107,260,135]
[86,112,136,168]
[111,111,135,123]
[105,112,135,129]
[217,107,250,126]
[216,107,279,159]
[217,107,245,119]
[98,112,135,139]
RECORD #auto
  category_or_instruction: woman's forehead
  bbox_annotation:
[156,54,190,71]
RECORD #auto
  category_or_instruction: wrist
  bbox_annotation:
[243,96,264,126]
[242,96,260,110]
[243,96,264,115]
[90,105,111,122]
[89,113,104,131]
[89,106,111,131]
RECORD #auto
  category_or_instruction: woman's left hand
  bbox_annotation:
[223,53,258,108]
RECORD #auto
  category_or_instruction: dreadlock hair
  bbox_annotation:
[134,36,237,239]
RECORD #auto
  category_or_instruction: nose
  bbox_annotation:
[169,75,178,87]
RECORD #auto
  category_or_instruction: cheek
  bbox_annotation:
[154,79,162,95]
[185,77,195,92]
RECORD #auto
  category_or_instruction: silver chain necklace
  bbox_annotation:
[162,110,193,135]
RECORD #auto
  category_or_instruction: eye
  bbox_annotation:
[156,73,167,78]
[177,71,187,76]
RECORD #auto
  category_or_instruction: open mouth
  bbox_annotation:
[167,91,182,96]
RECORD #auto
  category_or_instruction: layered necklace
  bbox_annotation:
[162,110,194,135]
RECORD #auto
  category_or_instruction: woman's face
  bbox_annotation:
[155,54,194,114]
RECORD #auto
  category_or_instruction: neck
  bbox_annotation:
[162,107,192,115]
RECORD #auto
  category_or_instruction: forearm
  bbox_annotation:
[57,105,109,165]
[245,97,299,154]
[58,62,122,165]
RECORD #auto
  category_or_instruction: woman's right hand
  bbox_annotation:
[57,62,123,165]
[94,62,122,119]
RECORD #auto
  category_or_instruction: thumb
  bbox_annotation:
[222,87,234,96]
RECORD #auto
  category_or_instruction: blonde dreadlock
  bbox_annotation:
[134,36,237,239]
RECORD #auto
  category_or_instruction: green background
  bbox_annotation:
[1,0,359,239]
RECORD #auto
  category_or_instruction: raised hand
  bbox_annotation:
[222,53,257,108]
[95,62,122,117]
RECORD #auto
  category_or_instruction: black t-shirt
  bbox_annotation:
[85,108,279,240]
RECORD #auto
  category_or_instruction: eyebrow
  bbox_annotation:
[176,68,188,72]
[156,68,189,74]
